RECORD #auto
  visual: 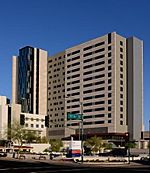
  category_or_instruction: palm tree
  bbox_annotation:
[125,140,137,163]
[84,136,103,154]
[49,139,63,152]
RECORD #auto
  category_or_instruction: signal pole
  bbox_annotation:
[80,101,84,163]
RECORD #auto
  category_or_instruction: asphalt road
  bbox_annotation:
[0,158,149,173]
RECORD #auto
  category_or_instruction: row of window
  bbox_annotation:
[25,124,44,128]
[67,41,105,57]
[25,118,44,122]
[48,62,65,68]
[49,124,64,128]
[48,107,64,111]
[67,120,124,126]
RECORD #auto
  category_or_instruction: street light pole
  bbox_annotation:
[80,101,84,163]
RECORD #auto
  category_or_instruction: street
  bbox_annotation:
[0,158,149,173]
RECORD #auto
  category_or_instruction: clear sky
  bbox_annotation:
[0,0,149,129]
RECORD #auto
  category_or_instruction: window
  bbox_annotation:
[95,74,105,79]
[84,109,93,113]
[108,66,111,71]
[95,61,105,66]
[120,107,123,112]
[108,33,111,44]
[84,102,93,106]
[95,94,105,98]
[84,115,93,119]
[120,61,123,66]
[83,83,92,88]
[83,77,93,81]
[120,74,123,78]
[67,56,80,62]
[95,67,105,72]
[108,100,112,104]
[83,45,93,51]
[108,86,112,90]
[83,52,92,57]
[31,124,34,127]
[108,46,111,51]
[83,64,93,69]
[120,48,123,52]
[83,58,92,63]
[95,107,105,111]
[108,52,111,57]
[72,80,80,84]
[95,81,105,85]
[71,92,80,96]
[120,80,123,85]
[84,122,93,125]
[108,120,111,123]
[36,124,39,128]
[120,67,123,72]
[108,59,112,64]
[108,72,111,77]
[94,54,105,60]
[95,121,105,124]
[95,42,105,47]
[120,120,123,125]
[120,54,123,59]
[83,90,92,94]
[108,93,112,97]
[120,94,123,98]
[120,87,123,91]
[95,48,105,53]
[120,114,123,118]
[95,114,105,118]
[95,101,105,105]
[120,41,123,46]
[108,106,111,111]
[84,71,92,75]
[25,124,28,127]
[120,100,123,105]
[108,113,111,118]
[95,87,105,92]
[108,79,111,84]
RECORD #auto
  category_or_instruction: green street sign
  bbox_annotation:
[67,113,82,120]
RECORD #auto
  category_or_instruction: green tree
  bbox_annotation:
[125,140,137,150]
[40,136,48,143]
[9,122,26,148]
[84,136,103,154]
[125,140,137,163]
[24,131,37,143]
[49,139,63,152]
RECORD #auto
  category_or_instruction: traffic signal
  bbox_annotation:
[45,115,49,127]
[20,114,25,125]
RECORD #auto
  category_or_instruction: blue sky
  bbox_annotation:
[0,0,149,129]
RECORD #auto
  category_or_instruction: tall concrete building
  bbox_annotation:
[47,52,66,138]
[47,32,143,141]
[127,37,143,141]
[12,46,47,115]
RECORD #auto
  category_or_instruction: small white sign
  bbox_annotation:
[69,140,81,150]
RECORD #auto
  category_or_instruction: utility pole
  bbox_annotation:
[80,101,84,163]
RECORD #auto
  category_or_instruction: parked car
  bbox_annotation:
[0,152,7,157]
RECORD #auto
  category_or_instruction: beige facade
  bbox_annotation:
[47,52,66,139]
[65,32,127,135]
[46,32,143,141]
[0,96,10,139]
